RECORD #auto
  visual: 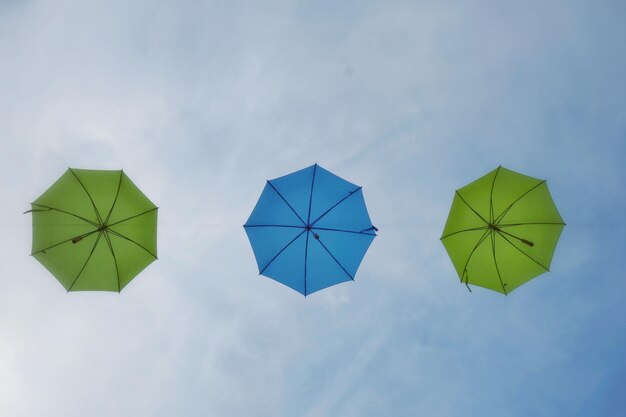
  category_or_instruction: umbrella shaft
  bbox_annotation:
[489,224,534,247]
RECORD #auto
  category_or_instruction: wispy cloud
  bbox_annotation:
[1,1,625,416]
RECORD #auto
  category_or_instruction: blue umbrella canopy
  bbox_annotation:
[244,164,377,296]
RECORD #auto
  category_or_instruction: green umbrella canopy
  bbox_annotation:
[441,166,565,294]
[28,168,158,292]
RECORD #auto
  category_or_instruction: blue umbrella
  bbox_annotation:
[244,164,378,296]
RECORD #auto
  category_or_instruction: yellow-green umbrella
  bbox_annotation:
[441,166,565,294]
[27,168,158,292]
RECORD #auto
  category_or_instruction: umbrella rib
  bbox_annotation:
[455,191,489,225]
[440,226,489,240]
[311,226,376,236]
[102,231,121,292]
[489,166,501,223]
[491,230,508,295]
[306,164,318,224]
[259,230,307,275]
[69,168,104,225]
[498,231,550,271]
[106,207,158,228]
[314,236,354,281]
[68,231,103,291]
[497,232,550,271]
[243,224,304,229]
[304,231,310,296]
[493,180,546,224]
[104,171,123,226]
[460,229,491,286]
[30,204,99,227]
[31,228,100,255]
[106,228,157,259]
[310,186,362,227]
[267,181,306,226]
[497,222,566,227]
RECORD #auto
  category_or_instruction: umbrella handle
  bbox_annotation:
[497,228,535,247]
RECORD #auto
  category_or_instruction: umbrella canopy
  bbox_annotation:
[28,168,158,292]
[441,166,565,294]
[244,164,377,296]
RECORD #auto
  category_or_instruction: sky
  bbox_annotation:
[1,0,625,416]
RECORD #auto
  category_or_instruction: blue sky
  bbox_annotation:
[1,1,625,416]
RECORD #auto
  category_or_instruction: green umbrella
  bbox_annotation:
[441,166,565,294]
[27,168,158,292]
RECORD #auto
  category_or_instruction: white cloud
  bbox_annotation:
[1,1,626,416]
